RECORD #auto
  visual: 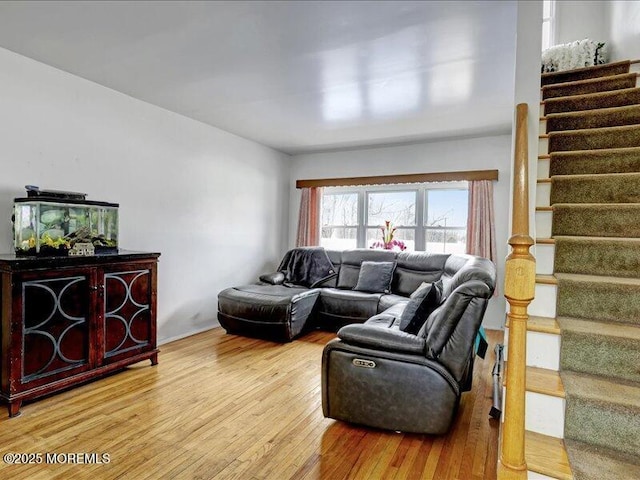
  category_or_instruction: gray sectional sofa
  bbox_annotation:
[218,248,495,341]
[217,247,496,434]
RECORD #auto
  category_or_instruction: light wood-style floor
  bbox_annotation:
[0,327,502,480]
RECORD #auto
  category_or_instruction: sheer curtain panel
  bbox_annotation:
[466,180,497,263]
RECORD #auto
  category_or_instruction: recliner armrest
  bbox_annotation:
[259,272,285,285]
[337,324,426,355]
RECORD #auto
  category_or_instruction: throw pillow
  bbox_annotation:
[399,280,443,334]
[410,281,432,300]
[353,261,396,294]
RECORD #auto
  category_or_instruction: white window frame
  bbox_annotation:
[321,181,468,251]
[542,0,556,51]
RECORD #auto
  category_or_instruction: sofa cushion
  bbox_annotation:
[353,261,396,293]
[377,294,408,313]
[399,280,443,334]
[393,251,450,296]
[218,285,319,324]
[366,302,406,328]
[319,288,383,321]
[336,249,396,289]
[441,254,497,298]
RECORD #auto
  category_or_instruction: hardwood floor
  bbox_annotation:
[0,327,502,480]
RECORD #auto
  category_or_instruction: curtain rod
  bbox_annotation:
[296,169,499,189]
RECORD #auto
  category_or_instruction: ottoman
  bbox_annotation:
[217,284,320,342]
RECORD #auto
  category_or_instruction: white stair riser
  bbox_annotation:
[539,137,548,155]
[500,389,565,438]
[538,158,550,179]
[536,183,551,208]
[631,63,640,75]
[529,471,558,480]
[539,119,547,133]
[526,392,565,438]
[540,102,545,116]
[530,283,557,318]
[504,328,561,370]
[535,210,553,238]
[535,243,555,275]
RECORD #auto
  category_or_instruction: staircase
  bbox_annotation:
[527,60,640,479]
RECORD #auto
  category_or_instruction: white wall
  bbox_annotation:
[608,1,640,61]
[554,1,609,46]
[553,1,640,62]
[513,1,542,237]
[0,47,291,343]
[289,135,512,329]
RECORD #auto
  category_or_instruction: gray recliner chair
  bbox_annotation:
[321,256,496,435]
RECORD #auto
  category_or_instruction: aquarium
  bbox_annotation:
[13,197,119,256]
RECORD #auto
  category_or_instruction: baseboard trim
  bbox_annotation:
[158,323,221,346]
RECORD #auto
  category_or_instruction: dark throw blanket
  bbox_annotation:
[278,247,336,288]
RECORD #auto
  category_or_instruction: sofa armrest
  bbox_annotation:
[259,271,285,285]
[337,324,426,355]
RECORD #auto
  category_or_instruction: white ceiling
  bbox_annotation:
[0,1,518,154]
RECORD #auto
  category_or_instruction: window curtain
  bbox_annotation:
[466,180,497,264]
[466,179,498,324]
[296,187,322,247]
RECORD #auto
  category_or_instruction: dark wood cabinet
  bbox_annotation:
[0,251,159,416]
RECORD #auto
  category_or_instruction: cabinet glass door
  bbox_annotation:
[102,267,154,362]
[20,270,93,386]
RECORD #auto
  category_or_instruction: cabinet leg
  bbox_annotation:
[150,352,159,366]
[8,401,22,418]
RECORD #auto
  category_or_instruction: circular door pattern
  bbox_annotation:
[22,276,88,382]
[104,270,150,357]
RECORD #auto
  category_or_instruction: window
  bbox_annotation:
[321,192,359,250]
[320,182,468,253]
[542,0,555,51]
[367,190,417,251]
[425,188,468,254]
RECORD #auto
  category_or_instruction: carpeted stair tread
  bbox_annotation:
[545,104,640,133]
[550,172,640,203]
[556,273,640,326]
[560,371,640,460]
[552,203,640,237]
[565,439,640,480]
[548,124,640,152]
[549,147,640,175]
[541,60,632,87]
[561,370,640,409]
[540,60,640,480]
[559,315,640,340]
[544,87,640,115]
[542,73,638,100]
[554,236,640,278]
[558,316,640,383]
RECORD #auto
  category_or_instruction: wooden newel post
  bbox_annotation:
[498,103,535,479]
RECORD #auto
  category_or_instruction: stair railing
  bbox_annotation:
[497,103,536,479]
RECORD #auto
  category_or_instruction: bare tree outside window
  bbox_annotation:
[321,193,358,250]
